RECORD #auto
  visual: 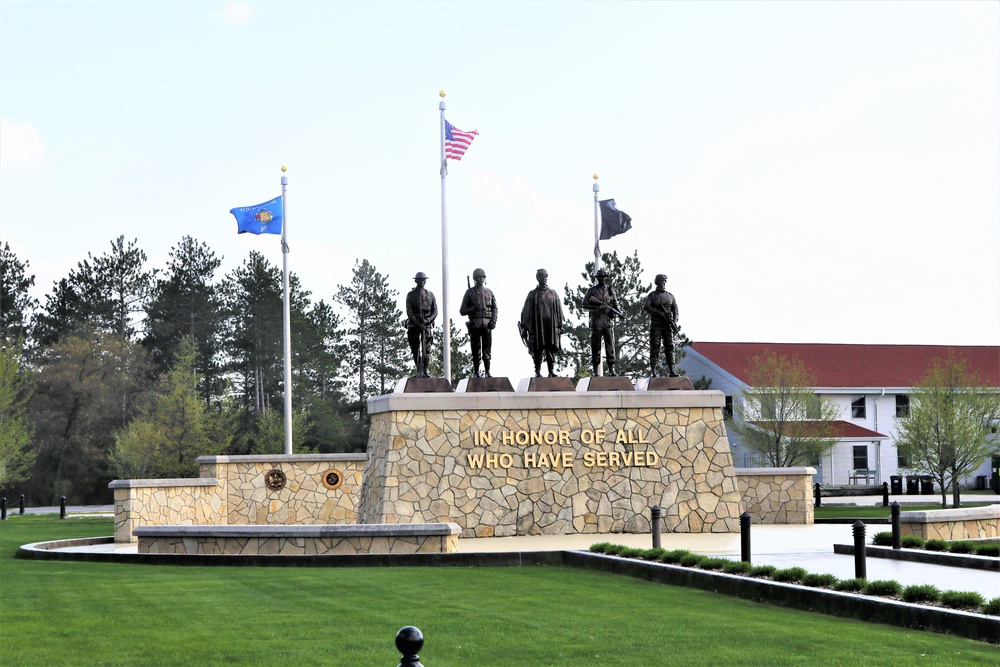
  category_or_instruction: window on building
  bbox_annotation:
[724,395,733,419]
[895,395,909,418]
[897,453,907,469]
[853,445,869,470]
[806,394,821,419]
[851,396,866,419]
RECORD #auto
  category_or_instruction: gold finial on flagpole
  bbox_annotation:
[281,165,287,172]
[439,90,446,98]
[593,173,599,181]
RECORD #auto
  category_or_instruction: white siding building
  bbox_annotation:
[677,343,1000,490]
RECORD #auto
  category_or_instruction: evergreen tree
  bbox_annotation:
[143,236,225,405]
[0,243,38,342]
[428,319,472,386]
[334,259,408,414]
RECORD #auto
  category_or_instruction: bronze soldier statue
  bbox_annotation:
[459,268,498,378]
[582,267,623,376]
[519,269,564,378]
[405,272,437,378]
[643,273,679,377]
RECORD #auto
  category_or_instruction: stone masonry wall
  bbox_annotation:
[900,506,999,540]
[736,468,816,525]
[111,480,222,543]
[359,395,743,537]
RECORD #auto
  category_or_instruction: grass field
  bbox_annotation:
[815,502,998,519]
[1,516,998,666]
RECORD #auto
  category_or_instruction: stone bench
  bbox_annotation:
[134,523,462,556]
[899,504,1000,540]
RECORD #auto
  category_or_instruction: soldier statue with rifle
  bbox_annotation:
[643,273,679,377]
[405,271,437,378]
[459,268,498,378]
[582,268,624,377]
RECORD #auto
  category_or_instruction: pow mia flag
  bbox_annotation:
[598,199,632,240]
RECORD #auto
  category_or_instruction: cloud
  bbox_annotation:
[0,120,45,170]
[213,1,254,28]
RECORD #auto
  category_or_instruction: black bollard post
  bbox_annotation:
[396,626,424,667]
[1,497,6,520]
[18,494,25,515]
[814,483,822,508]
[740,512,752,564]
[852,520,867,580]
[882,481,889,507]
[651,506,661,550]
[60,496,67,520]
[890,501,901,550]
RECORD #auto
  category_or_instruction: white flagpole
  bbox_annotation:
[593,173,603,376]
[593,173,601,273]
[280,166,293,455]
[439,91,451,382]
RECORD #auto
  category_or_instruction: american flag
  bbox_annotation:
[445,120,478,161]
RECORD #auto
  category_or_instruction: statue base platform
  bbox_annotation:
[397,377,454,393]
[577,376,634,391]
[456,377,515,392]
[636,376,694,391]
[516,377,576,392]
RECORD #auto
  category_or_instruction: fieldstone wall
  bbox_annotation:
[899,505,1000,540]
[736,468,816,524]
[110,454,366,543]
[359,391,743,537]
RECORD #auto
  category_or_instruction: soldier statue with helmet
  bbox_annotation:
[405,271,437,378]
[459,268,498,378]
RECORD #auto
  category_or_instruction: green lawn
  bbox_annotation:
[815,502,998,519]
[1,516,997,666]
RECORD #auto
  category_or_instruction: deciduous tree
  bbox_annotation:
[0,342,36,488]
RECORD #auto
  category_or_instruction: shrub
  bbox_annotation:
[900,535,925,549]
[722,560,752,575]
[679,554,705,567]
[800,573,838,588]
[948,541,973,554]
[972,543,1000,558]
[923,539,947,552]
[748,564,777,578]
[871,531,893,547]
[982,597,1000,616]
[618,547,643,559]
[696,558,728,571]
[658,549,690,564]
[589,542,613,553]
[862,579,902,597]
[833,578,865,593]
[602,544,625,555]
[901,584,941,604]
[939,590,984,611]
[640,548,666,561]
[772,567,808,583]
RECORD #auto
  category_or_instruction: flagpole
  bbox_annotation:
[592,174,604,376]
[593,173,601,273]
[439,90,451,382]
[280,166,293,455]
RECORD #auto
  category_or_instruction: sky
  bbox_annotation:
[2,0,998,383]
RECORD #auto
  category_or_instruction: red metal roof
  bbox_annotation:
[691,342,1000,388]
[749,420,886,439]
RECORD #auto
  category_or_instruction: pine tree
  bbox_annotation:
[0,243,38,342]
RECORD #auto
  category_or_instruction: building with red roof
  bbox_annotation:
[678,343,1000,490]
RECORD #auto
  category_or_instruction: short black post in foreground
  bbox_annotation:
[890,501,901,550]
[852,520,867,580]
[1,497,6,520]
[18,494,25,515]
[60,496,67,520]
[650,506,661,549]
[739,512,752,564]
[881,481,889,507]
[814,483,821,508]
[396,626,424,667]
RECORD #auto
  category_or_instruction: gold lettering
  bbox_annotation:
[583,451,596,466]
[515,431,529,446]
[596,452,608,466]
[559,430,570,445]
[581,430,594,444]
[543,430,557,445]
[595,430,606,444]
[609,452,621,466]
[467,453,485,468]
[621,451,634,466]
[647,452,659,466]
[502,431,515,445]
[638,430,649,444]
[616,429,627,444]
[524,452,537,467]
[634,451,646,466]
[480,431,493,446]
[561,451,573,466]
[530,431,543,445]
[499,453,514,468]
